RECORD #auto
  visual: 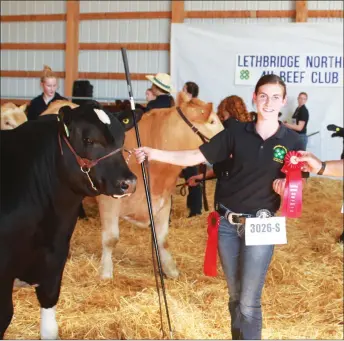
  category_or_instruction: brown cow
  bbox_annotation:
[96,92,224,279]
[1,103,28,130]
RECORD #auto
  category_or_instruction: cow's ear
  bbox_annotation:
[203,102,213,119]
[113,108,143,131]
[58,105,73,125]
[57,106,74,137]
[19,103,28,112]
[176,91,190,106]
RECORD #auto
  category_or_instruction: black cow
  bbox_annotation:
[0,103,137,339]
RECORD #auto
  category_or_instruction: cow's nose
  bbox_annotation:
[119,178,136,194]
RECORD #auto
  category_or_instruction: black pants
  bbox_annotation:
[181,166,202,215]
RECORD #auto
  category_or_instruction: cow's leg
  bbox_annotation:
[0,279,14,339]
[155,198,179,279]
[97,195,120,279]
[35,251,69,341]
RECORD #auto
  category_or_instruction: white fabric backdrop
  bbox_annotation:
[171,23,343,162]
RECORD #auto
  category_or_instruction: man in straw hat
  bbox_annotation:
[142,73,175,112]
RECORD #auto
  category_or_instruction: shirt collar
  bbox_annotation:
[245,121,286,139]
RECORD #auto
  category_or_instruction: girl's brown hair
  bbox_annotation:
[254,74,287,99]
[40,65,58,83]
[217,95,253,122]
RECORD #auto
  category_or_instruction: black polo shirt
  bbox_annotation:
[292,104,309,134]
[27,92,66,121]
[199,119,304,215]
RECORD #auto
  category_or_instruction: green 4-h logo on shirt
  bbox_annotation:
[273,145,288,164]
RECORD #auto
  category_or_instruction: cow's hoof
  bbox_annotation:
[162,266,179,279]
[100,268,113,280]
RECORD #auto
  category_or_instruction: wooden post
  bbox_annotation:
[64,1,80,97]
[172,0,185,23]
[296,0,308,22]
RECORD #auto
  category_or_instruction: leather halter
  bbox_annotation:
[176,107,210,144]
[58,132,131,192]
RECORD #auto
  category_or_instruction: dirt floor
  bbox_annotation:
[6,177,344,339]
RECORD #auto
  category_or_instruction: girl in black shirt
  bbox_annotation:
[27,65,66,120]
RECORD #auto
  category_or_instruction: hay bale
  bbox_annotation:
[6,178,343,339]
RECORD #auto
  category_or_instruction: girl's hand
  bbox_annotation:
[134,147,154,164]
[272,178,286,196]
[187,174,202,187]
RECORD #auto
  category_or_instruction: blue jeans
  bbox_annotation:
[299,133,308,150]
[218,217,274,340]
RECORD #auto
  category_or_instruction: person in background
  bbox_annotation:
[181,81,203,217]
[182,81,199,100]
[136,88,157,111]
[284,92,309,149]
[134,75,304,340]
[143,73,175,111]
[145,88,156,102]
[27,65,66,120]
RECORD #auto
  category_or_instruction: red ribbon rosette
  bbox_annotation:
[281,151,304,218]
[204,211,220,276]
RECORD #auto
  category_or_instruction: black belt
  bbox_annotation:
[220,170,230,178]
[216,204,254,225]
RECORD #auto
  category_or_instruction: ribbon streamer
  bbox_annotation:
[281,151,304,218]
[204,211,220,276]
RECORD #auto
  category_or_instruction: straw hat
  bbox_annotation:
[145,73,174,93]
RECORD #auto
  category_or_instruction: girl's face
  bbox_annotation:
[146,90,155,102]
[182,85,192,100]
[297,94,307,107]
[253,83,286,121]
[41,77,57,98]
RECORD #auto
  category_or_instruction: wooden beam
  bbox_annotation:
[0,71,147,80]
[0,14,66,22]
[185,10,295,18]
[172,1,185,23]
[79,43,170,51]
[64,1,80,97]
[0,9,341,23]
[1,43,65,50]
[296,0,308,22]
[78,72,147,80]
[0,98,31,105]
[308,10,343,18]
[79,11,171,20]
[0,71,65,78]
[0,43,169,51]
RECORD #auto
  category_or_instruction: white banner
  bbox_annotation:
[235,54,343,87]
[171,23,344,162]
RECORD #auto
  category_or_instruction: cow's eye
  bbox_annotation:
[83,137,94,145]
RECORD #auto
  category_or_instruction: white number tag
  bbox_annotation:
[245,217,287,246]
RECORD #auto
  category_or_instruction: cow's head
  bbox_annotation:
[57,103,137,198]
[0,103,28,130]
[174,92,223,148]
